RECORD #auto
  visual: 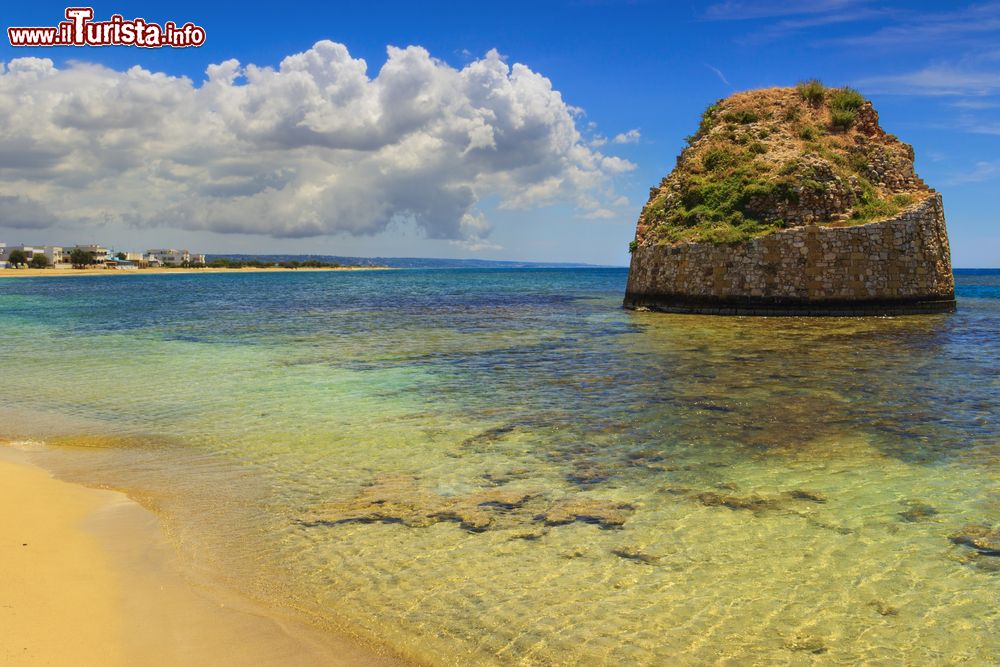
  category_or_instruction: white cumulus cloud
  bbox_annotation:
[0,42,635,247]
[612,129,641,144]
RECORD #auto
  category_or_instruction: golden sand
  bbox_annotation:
[0,451,406,666]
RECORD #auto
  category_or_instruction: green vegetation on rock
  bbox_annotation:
[829,87,865,130]
[634,82,930,246]
[796,79,826,106]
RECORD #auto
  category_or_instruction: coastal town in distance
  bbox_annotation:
[0,242,206,269]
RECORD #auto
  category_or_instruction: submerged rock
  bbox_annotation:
[804,517,855,536]
[303,475,636,533]
[303,474,436,528]
[953,551,1000,574]
[783,634,828,655]
[867,599,900,616]
[694,491,778,513]
[685,486,837,519]
[482,467,532,486]
[949,524,1000,555]
[301,475,542,532]
[560,548,590,559]
[898,501,939,523]
[509,528,548,541]
[461,424,519,450]
[787,489,828,504]
[471,488,541,510]
[540,499,635,528]
[625,448,665,463]
[566,461,614,486]
[611,546,661,565]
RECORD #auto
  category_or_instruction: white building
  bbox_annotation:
[68,244,109,264]
[0,244,69,267]
[147,249,204,266]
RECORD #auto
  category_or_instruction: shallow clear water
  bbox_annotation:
[0,268,997,665]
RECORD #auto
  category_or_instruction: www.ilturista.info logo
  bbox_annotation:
[8,7,206,48]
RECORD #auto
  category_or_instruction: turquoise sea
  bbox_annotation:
[0,268,997,665]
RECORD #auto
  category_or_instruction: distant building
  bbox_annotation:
[104,258,138,270]
[119,251,150,268]
[147,249,202,266]
[0,244,69,267]
[68,244,109,263]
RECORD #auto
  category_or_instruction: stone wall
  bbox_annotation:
[625,193,955,315]
[743,156,858,227]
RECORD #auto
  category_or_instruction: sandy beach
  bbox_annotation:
[0,266,386,279]
[0,448,406,667]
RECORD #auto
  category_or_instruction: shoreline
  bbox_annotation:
[0,447,408,666]
[0,266,390,279]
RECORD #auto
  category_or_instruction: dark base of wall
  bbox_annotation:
[623,292,957,316]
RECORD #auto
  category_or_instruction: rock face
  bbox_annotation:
[300,473,636,533]
[625,84,955,315]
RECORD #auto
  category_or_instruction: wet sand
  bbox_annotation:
[0,449,407,666]
[0,266,387,278]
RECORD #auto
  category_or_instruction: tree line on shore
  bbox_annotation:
[6,248,110,269]
[205,258,344,269]
[6,248,50,268]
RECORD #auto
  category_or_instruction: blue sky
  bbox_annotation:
[1,1,997,266]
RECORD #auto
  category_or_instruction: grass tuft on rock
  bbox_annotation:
[797,79,826,106]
